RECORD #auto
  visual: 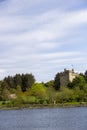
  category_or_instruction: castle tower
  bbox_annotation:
[60,69,78,87]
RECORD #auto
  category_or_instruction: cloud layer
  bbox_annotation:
[0,0,87,82]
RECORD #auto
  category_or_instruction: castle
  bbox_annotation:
[60,69,78,87]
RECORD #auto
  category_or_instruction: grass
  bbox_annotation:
[0,101,87,110]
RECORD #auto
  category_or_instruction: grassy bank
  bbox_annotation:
[0,101,87,110]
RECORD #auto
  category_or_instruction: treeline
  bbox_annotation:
[1,73,35,91]
[0,70,87,107]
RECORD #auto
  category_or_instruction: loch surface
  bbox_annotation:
[0,107,87,130]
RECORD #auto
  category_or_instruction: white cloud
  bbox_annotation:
[0,0,87,81]
[0,8,87,45]
[0,69,5,73]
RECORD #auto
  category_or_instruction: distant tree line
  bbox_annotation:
[1,70,87,107]
[1,73,35,91]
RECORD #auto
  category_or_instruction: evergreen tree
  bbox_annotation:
[22,73,35,91]
[14,74,22,88]
[54,73,60,90]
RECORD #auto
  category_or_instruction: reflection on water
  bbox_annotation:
[0,107,87,130]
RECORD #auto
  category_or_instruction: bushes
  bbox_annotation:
[29,83,48,100]
[21,96,37,104]
[1,78,87,107]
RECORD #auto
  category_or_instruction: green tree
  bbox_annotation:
[29,83,47,100]
[57,87,74,103]
[16,85,22,93]
[1,88,10,100]
[45,80,54,87]
[22,74,35,91]
[1,73,35,92]
[46,86,57,104]
[54,73,60,90]
[14,74,22,88]
[68,75,86,89]
[4,76,15,89]
[1,81,9,89]
[73,87,84,102]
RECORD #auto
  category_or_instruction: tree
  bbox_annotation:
[68,75,86,90]
[45,80,54,87]
[1,73,35,92]
[1,81,9,89]
[54,73,60,90]
[4,76,15,89]
[14,74,22,88]
[16,85,22,93]
[73,87,85,102]
[29,83,47,100]
[22,74,35,91]
[1,88,10,100]
[59,87,74,102]
[46,86,57,103]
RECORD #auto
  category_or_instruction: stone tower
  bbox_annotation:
[60,69,78,87]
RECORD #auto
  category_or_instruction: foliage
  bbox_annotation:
[0,71,87,107]
[45,80,54,87]
[29,83,47,100]
[1,73,35,92]
[46,87,57,103]
[14,74,23,88]
[55,87,74,103]
[1,88,10,100]
[21,74,35,91]
[68,75,86,89]
[54,73,60,90]
[26,96,36,104]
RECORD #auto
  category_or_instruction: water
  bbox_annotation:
[0,107,87,130]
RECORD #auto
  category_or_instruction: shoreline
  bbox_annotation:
[0,102,87,110]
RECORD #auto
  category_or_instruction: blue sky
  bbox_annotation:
[0,0,87,82]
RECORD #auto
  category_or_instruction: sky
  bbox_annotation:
[0,0,87,82]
